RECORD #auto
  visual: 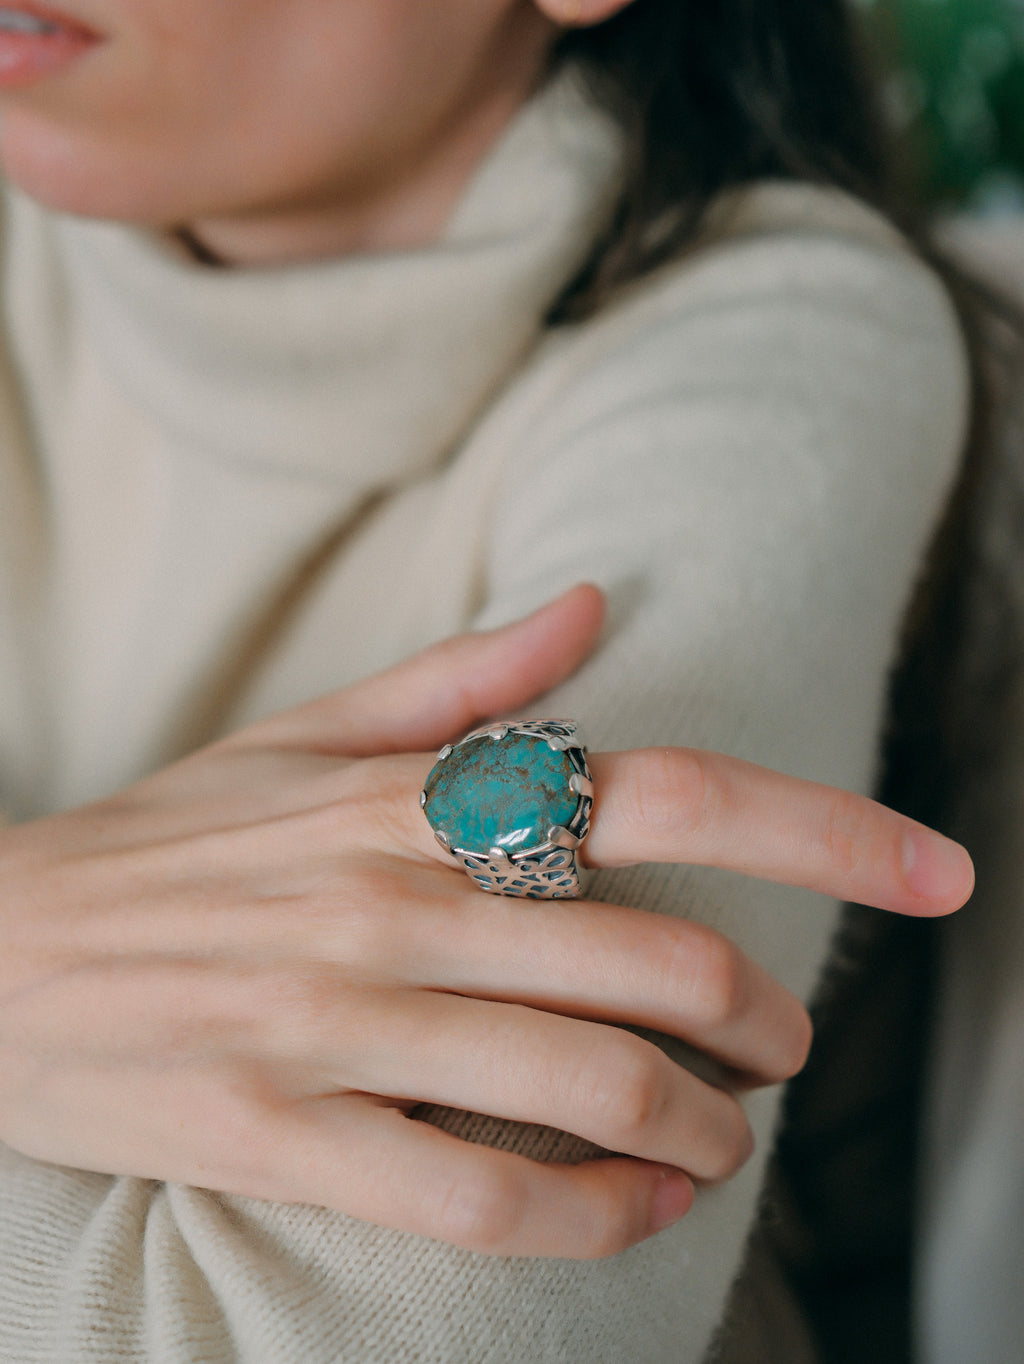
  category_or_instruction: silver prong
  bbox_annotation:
[547,825,580,850]
[487,724,509,741]
[437,744,453,761]
[546,735,571,751]
[420,789,428,808]
[489,847,511,864]
[568,773,594,798]
[434,830,451,852]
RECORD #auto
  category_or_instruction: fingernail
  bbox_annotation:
[648,1169,693,1234]
[902,828,975,905]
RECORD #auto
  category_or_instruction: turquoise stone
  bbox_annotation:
[423,732,578,855]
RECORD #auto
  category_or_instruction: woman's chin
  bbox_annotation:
[0,113,169,224]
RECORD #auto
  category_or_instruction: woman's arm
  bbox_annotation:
[0,587,968,1249]
[0,207,969,1362]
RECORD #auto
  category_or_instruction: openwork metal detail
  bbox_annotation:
[421,718,593,900]
[454,846,581,899]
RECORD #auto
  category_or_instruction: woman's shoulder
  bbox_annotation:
[556,180,962,370]
[479,179,969,480]
[452,179,970,628]
[697,178,908,253]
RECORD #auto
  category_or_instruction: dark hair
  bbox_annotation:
[555,0,1017,838]
[551,0,898,321]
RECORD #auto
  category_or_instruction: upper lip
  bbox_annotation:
[0,1,101,38]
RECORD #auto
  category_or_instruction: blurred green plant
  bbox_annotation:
[858,0,1024,212]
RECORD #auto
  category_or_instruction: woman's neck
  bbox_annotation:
[178,15,556,268]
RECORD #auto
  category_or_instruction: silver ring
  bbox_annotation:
[420,719,594,898]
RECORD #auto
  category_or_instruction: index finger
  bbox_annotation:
[584,749,973,917]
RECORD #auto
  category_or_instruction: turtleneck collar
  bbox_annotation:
[10,72,622,493]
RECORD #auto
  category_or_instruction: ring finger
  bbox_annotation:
[371,747,972,916]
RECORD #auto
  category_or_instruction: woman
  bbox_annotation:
[0,1,973,1360]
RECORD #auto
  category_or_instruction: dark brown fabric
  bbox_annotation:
[710,906,936,1364]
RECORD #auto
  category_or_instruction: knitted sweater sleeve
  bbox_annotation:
[0,211,967,1364]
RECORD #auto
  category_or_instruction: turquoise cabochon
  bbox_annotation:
[422,732,579,856]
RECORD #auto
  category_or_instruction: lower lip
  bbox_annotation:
[0,22,99,89]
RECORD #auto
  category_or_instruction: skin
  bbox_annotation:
[0,0,630,264]
[0,588,973,1257]
[0,4,975,1257]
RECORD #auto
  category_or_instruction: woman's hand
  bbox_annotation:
[0,587,973,1259]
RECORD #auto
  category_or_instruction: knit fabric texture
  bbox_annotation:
[0,75,968,1363]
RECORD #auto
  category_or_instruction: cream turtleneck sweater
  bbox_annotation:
[0,78,967,1363]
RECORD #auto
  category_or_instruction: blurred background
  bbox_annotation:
[860,0,1024,214]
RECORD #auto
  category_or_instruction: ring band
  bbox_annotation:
[420,719,593,898]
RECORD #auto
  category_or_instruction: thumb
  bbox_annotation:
[243,584,606,757]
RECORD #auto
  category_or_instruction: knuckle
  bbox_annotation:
[582,1189,648,1260]
[431,1164,523,1253]
[264,861,412,970]
[632,748,720,843]
[775,1005,814,1081]
[316,783,395,852]
[296,757,415,854]
[579,1037,669,1147]
[702,1096,755,1182]
[821,790,869,881]
[252,969,352,1063]
[326,881,408,965]
[682,925,746,1031]
[199,1087,275,1190]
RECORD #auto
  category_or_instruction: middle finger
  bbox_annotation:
[377,888,812,1086]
